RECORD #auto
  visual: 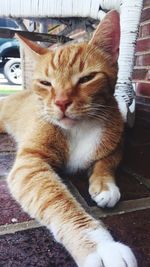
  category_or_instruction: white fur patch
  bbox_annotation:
[83,241,137,267]
[50,222,60,242]
[91,182,121,208]
[66,121,103,173]
[82,227,137,267]
[87,228,113,243]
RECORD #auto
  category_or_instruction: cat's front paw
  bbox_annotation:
[89,181,121,208]
[84,241,137,267]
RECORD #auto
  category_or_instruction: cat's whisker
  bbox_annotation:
[66,107,112,119]
[87,112,110,121]
[91,104,118,110]
[86,108,110,114]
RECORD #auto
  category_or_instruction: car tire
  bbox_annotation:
[4,58,22,85]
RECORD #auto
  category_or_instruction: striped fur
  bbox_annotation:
[0,11,137,267]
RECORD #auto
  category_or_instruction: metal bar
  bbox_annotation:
[0,28,72,43]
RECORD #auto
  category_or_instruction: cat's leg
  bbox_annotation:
[89,148,121,208]
[0,116,6,133]
[7,147,137,267]
[0,122,5,133]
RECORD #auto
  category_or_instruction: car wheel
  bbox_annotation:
[4,58,22,85]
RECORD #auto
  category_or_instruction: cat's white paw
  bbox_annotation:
[89,182,121,208]
[84,241,137,267]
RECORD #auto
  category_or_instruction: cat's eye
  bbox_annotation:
[40,80,51,86]
[78,74,96,84]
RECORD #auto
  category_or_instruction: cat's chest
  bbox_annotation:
[66,122,103,173]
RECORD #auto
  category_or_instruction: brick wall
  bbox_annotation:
[133,0,150,97]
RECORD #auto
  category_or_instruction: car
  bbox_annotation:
[0,18,21,85]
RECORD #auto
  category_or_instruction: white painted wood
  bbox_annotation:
[98,0,121,14]
[97,0,143,125]
[0,0,93,18]
[115,0,143,126]
[0,0,121,19]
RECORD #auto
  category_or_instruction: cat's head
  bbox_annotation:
[17,10,120,129]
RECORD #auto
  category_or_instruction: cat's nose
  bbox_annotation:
[55,98,72,112]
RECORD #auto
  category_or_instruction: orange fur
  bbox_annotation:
[0,11,137,267]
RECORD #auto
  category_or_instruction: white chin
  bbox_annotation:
[59,117,77,129]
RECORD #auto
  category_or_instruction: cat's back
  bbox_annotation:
[0,90,39,124]
[0,90,33,112]
[0,90,40,139]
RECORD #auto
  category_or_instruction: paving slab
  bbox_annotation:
[0,134,16,152]
[70,168,150,207]
[0,209,149,267]
[103,209,150,267]
[0,153,15,177]
[0,227,77,267]
[0,180,30,226]
[123,105,150,181]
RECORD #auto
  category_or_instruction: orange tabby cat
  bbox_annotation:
[0,11,137,267]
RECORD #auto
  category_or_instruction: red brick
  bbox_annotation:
[135,53,150,66]
[141,8,150,22]
[136,81,150,96]
[143,0,150,7]
[147,69,150,80]
[136,38,150,52]
[139,23,150,38]
[132,68,148,80]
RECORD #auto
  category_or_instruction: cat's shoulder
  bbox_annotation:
[3,89,33,103]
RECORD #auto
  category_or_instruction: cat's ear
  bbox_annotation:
[16,34,48,60]
[89,10,120,62]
